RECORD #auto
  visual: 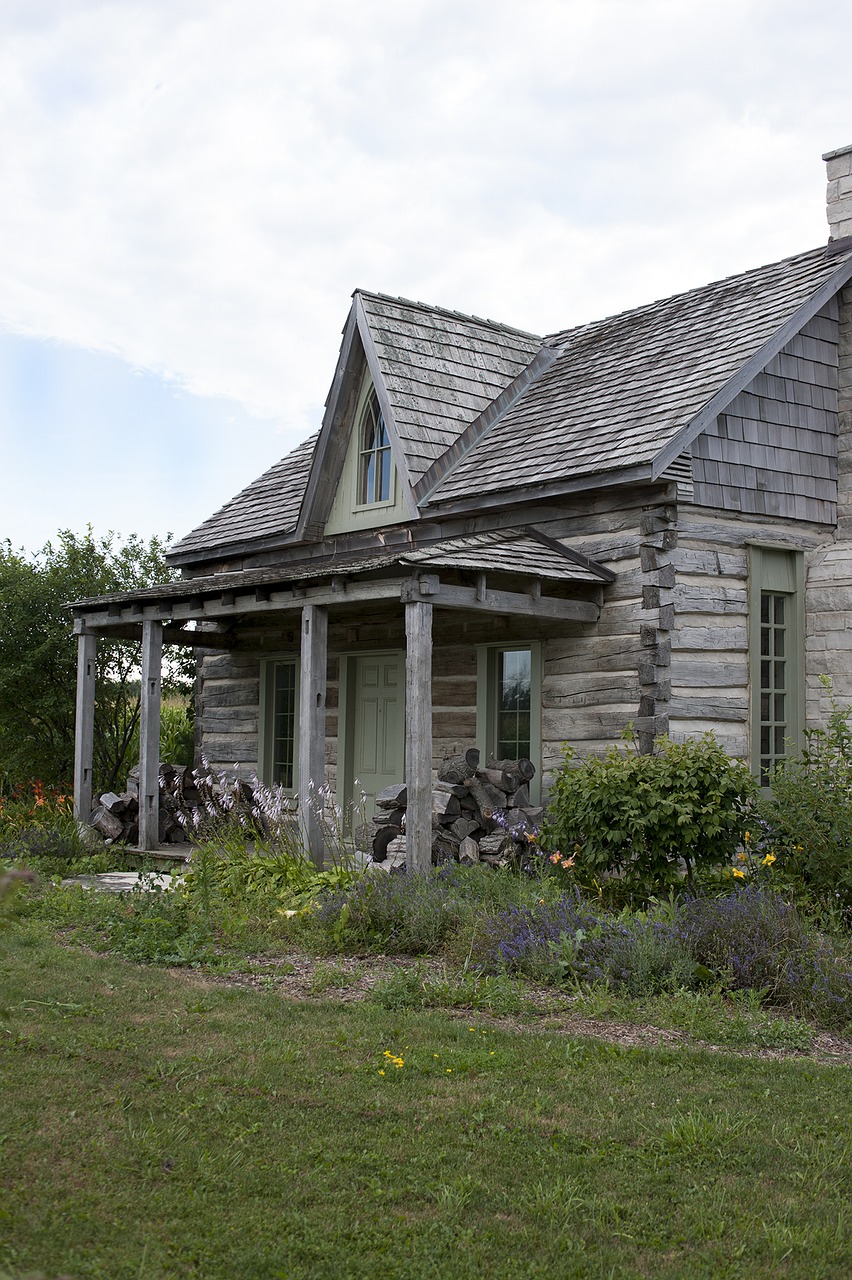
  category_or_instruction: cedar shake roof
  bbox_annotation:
[74,528,611,612]
[425,245,852,505]
[168,243,852,563]
[357,291,543,481]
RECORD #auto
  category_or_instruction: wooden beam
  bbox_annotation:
[298,604,328,868]
[138,621,163,851]
[71,621,242,648]
[400,577,599,622]
[405,600,433,873]
[73,576,412,630]
[73,566,601,631]
[73,632,97,822]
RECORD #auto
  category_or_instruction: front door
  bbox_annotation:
[348,652,405,823]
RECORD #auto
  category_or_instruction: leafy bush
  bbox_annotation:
[543,731,757,897]
[761,677,852,909]
[0,780,110,876]
[0,529,194,791]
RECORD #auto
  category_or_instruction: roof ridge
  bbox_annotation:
[544,244,846,345]
[353,287,543,342]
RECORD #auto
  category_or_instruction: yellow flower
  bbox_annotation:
[738,851,747,862]
[378,1069,385,1076]
[744,831,751,844]
[733,868,746,879]
[762,852,776,867]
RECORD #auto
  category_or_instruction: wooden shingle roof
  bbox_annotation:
[168,242,852,564]
[357,290,543,481]
[425,246,852,505]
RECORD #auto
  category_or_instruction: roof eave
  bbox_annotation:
[420,462,659,519]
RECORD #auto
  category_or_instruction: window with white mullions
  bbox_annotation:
[358,389,392,506]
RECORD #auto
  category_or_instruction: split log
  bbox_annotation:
[479,768,517,794]
[432,790,461,821]
[437,748,480,784]
[491,757,536,783]
[467,775,508,815]
[89,805,124,841]
[458,837,479,864]
[376,783,407,809]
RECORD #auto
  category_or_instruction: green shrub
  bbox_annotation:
[543,731,757,898]
[761,677,852,910]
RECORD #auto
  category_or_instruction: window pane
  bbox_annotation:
[757,590,792,776]
[272,663,296,788]
[496,649,531,760]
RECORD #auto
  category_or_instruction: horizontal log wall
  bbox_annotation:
[537,493,673,785]
[670,509,833,757]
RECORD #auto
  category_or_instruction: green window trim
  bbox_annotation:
[357,388,394,508]
[748,545,804,785]
[258,657,300,791]
[476,642,542,803]
[323,371,406,535]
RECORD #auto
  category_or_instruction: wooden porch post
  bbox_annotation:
[299,604,328,868]
[138,620,163,851]
[73,631,97,822]
[405,600,433,873]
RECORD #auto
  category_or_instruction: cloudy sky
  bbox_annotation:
[1,0,850,554]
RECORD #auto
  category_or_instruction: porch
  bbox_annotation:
[70,530,611,870]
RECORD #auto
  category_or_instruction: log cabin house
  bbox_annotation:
[70,146,852,867]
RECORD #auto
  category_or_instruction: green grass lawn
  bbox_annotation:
[1,920,850,1280]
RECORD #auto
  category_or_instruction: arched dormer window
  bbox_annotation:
[358,389,393,505]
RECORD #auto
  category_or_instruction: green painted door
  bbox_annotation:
[350,652,405,822]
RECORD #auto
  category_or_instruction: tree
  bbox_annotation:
[0,529,194,793]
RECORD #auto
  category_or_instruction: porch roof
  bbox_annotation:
[68,527,611,638]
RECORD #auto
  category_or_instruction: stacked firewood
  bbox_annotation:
[370,748,543,868]
[87,763,203,847]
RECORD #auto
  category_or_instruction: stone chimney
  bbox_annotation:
[824,143,852,245]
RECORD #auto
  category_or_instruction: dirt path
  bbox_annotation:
[178,950,852,1066]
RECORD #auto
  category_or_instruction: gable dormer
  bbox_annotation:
[324,368,409,534]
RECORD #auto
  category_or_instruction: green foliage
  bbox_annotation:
[543,730,757,897]
[0,529,194,792]
[0,781,111,877]
[762,676,852,909]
